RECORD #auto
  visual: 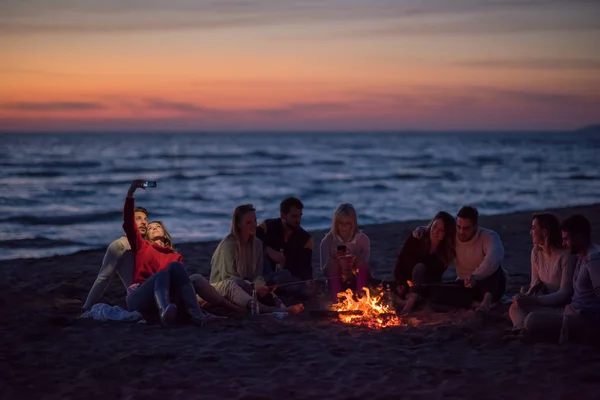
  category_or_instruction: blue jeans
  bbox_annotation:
[126,262,198,320]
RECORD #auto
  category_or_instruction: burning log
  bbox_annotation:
[310,310,365,319]
[328,288,404,329]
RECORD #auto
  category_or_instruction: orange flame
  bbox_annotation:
[406,280,414,287]
[330,287,402,329]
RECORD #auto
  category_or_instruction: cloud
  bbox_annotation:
[1,101,106,111]
[144,99,206,113]
[253,101,364,117]
[1,0,598,35]
[456,58,600,70]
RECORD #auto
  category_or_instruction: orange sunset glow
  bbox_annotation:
[1,0,599,132]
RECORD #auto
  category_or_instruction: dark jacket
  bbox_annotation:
[256,218,313,280]
[394,235,446,286]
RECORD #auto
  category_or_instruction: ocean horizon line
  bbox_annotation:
[0,127,596,136]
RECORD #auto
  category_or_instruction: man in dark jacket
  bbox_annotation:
[257,197,314,299]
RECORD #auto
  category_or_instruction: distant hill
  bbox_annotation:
[573,124,600,135]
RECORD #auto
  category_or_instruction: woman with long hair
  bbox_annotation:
[320,203,371,300]
[124,180,241,326]
[394,211,456,314]
[210,204,304,315]
[509,213,576,332]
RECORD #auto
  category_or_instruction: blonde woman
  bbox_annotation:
[320,203,371,300]
[210,204,304,315]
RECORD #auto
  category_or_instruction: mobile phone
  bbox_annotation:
[337,245,347,252]
[142,181,157,188]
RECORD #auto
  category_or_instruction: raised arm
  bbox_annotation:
[471,230,505,280]
[123,180,146,252]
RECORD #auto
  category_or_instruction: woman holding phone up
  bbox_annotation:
[124,180,239,326]
[320,203,371,301]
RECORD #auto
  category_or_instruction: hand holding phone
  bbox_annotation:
[142,181,157,188]
[335,245,348,262]
[127,180,157,198]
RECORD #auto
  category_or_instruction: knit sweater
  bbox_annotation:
[530,247,575,306]
[455,227,504,280]
[210,235,264,284]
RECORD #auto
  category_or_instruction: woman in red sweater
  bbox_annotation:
[123,180,222,326]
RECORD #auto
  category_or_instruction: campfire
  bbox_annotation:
[330,287,402,329]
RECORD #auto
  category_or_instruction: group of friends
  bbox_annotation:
[82,180,600,341]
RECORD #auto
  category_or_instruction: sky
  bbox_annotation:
[1,0,599,132]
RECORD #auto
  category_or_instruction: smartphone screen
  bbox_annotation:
[337,245,347,252]
[142,181,157,188]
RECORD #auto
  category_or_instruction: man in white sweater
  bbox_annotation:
[453,206,506,311]
[414,206,506,312]
[82,206,149,311]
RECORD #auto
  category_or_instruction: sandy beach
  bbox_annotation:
[1,203,600,400]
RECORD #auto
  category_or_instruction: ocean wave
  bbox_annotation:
[1,161,102,169]
[393,171,461,181]
[411,160,469,169]
[74,178,134,186]
[476,201,514,210]
[564,174,600,181]
[472,156,505,165]
[1,211,121,226]
[311,159,346,166]
[521,156,544,163]
[157,150,294,161]
[13,171,65,178]
[359,182,392,190]
[312,171,461,184]
[0,237,87,249]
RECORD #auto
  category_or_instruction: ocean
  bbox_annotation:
[1,132,598,260]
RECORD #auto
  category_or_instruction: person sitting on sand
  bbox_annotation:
[413,206,506,312]
[524,215,600,342]
[82,187,243,317]
[256,197,314,299]
[320,203,371,301]
[82,205,149,312]
[124,180,244,326]
[394,211,456,314]
[509,213,576,333]
[210,203,305,315]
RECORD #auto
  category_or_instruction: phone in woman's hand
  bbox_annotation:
[142,181,157,188]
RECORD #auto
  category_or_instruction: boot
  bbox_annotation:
[178,283,223,326]
[154,285,177,326]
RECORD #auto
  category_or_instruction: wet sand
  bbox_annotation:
[1,203,600,399]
